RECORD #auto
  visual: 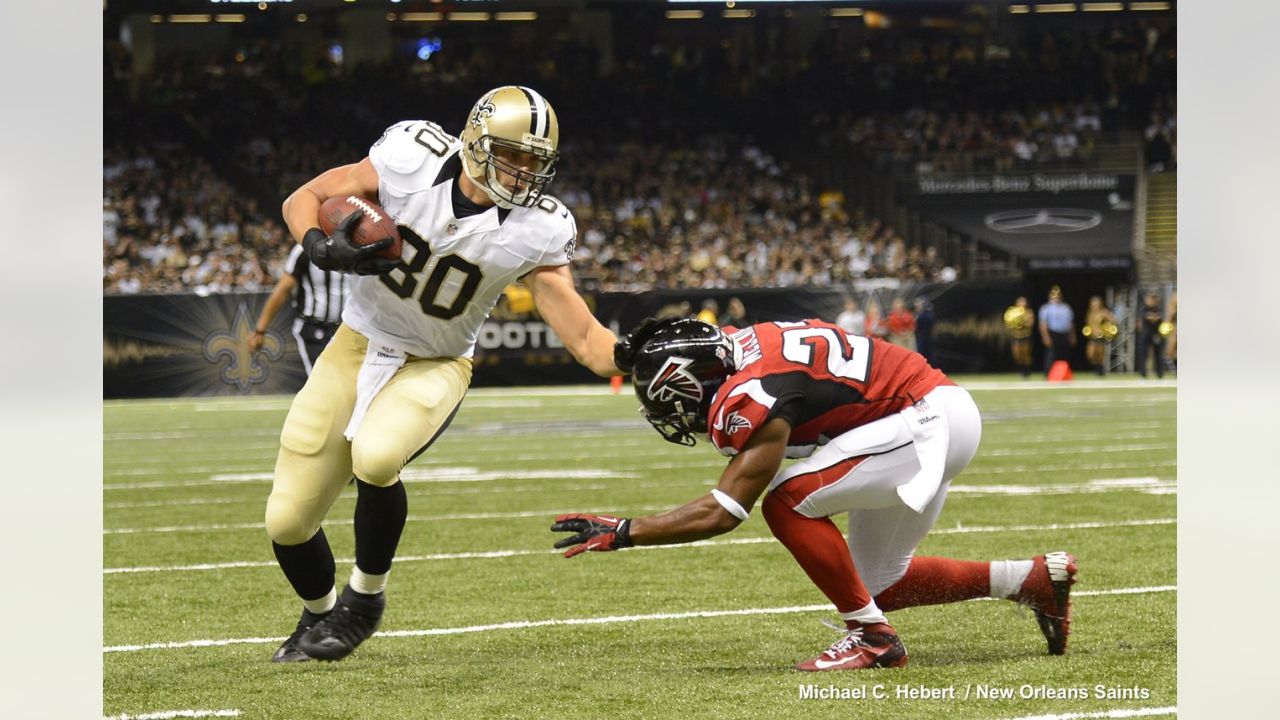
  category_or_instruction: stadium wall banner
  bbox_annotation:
[103,281,1025,398]
[901,172,1137,269]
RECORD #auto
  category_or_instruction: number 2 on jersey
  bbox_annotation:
[379,225,483,320]
[780,326,871,382]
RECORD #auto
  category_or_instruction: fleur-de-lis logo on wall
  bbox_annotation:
[202,304,284,392]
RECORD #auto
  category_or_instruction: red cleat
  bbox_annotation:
[1014,551,1079,655]
[795,623,908,671]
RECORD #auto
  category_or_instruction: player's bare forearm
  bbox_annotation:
[282,160,381,243]
[629,495,740,545]
[528,265,621,376]
[630,418,789,546]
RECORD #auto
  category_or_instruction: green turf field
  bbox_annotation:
[103,377,1176,720]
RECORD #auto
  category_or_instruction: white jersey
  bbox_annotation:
[343,120,577,358]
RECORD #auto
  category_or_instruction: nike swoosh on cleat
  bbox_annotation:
[813,654,865,669]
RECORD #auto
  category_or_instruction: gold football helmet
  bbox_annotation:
[460,85,560,209]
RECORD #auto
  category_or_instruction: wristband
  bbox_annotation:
[711,489,749,521]
[615,518,634,548]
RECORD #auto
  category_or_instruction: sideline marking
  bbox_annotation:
[104,518,1174,574]
[103,585,1174,654]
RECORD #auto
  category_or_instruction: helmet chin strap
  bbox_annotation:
[480,163,516,208]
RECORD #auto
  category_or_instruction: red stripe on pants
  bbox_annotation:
[770,455,867,510]
[761,491,872,615]
[873,556,991,612]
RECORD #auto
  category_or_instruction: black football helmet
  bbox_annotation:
[631,319,736,446]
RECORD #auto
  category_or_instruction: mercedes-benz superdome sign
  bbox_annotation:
[905,172,1137,268]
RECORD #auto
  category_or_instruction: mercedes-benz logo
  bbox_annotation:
[983,208,1103,234]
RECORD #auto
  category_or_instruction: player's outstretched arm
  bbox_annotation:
[526,265,621,376]
[550,418,790,557]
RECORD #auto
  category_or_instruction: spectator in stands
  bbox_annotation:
[913,297,936,366]
[696,298,719,325]
[102,15,1171,296]
[723,297,751,328]
[835,296,867,336]
[884,297,917,351]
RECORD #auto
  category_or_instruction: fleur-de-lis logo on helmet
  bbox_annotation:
[471,99,496,128]
[202,304,284,393]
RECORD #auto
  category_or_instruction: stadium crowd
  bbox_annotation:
[103,13,1172,295]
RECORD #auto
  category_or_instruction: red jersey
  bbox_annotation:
[708,319,951,457]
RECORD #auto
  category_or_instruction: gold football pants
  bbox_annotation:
[265,324,472,545]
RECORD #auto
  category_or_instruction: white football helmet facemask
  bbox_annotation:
[459,85,561,209]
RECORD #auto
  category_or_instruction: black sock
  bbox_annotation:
[272,528,336,601]
[354,479,408,576]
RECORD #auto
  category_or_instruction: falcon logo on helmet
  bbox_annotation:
[630,319,738,447]
[647,357,703,404]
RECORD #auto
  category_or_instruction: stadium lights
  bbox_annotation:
[1129,1,1171,9]
[665,9,703,19]
[294,13,307,22]
[1081,2,1124,9]
[722,9,755,18]
[215,14,246,22]
[1034,3,1077,12]
[495,12,537,21]
[448,11,490,21]
[168,14,212,23]
[828,7,865,17]
[399,12,442,21]
[1009,4,1031,13]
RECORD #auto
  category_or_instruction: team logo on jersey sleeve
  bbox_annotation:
[647,356,703,403]
[725,411,753,435]
[712,407,754,435]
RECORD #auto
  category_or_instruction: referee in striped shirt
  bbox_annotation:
[250,244,350,374]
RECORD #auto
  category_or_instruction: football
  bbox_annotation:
[318,195,402,261]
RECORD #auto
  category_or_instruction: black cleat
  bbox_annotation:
[296,585,385,661]
[271,607,330,663]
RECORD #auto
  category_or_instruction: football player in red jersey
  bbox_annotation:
[554,318,1078,671]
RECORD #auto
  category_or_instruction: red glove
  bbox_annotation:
[551,514,634,558]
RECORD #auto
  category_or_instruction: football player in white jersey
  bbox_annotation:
[265,86,623,662]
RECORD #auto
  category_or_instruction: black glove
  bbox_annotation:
[302,210,398,276]
[551,514,634,558]
[613,316,682,374]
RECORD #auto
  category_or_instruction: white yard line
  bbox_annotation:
[105,476,1175,511]
[103,458,1174,491]
[103,711,241,720]
[964,380,1175,391]
[1001,706,1176,720]
[102,584,1175,654]
[104,517,1174,574]
[104,468,633,491]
